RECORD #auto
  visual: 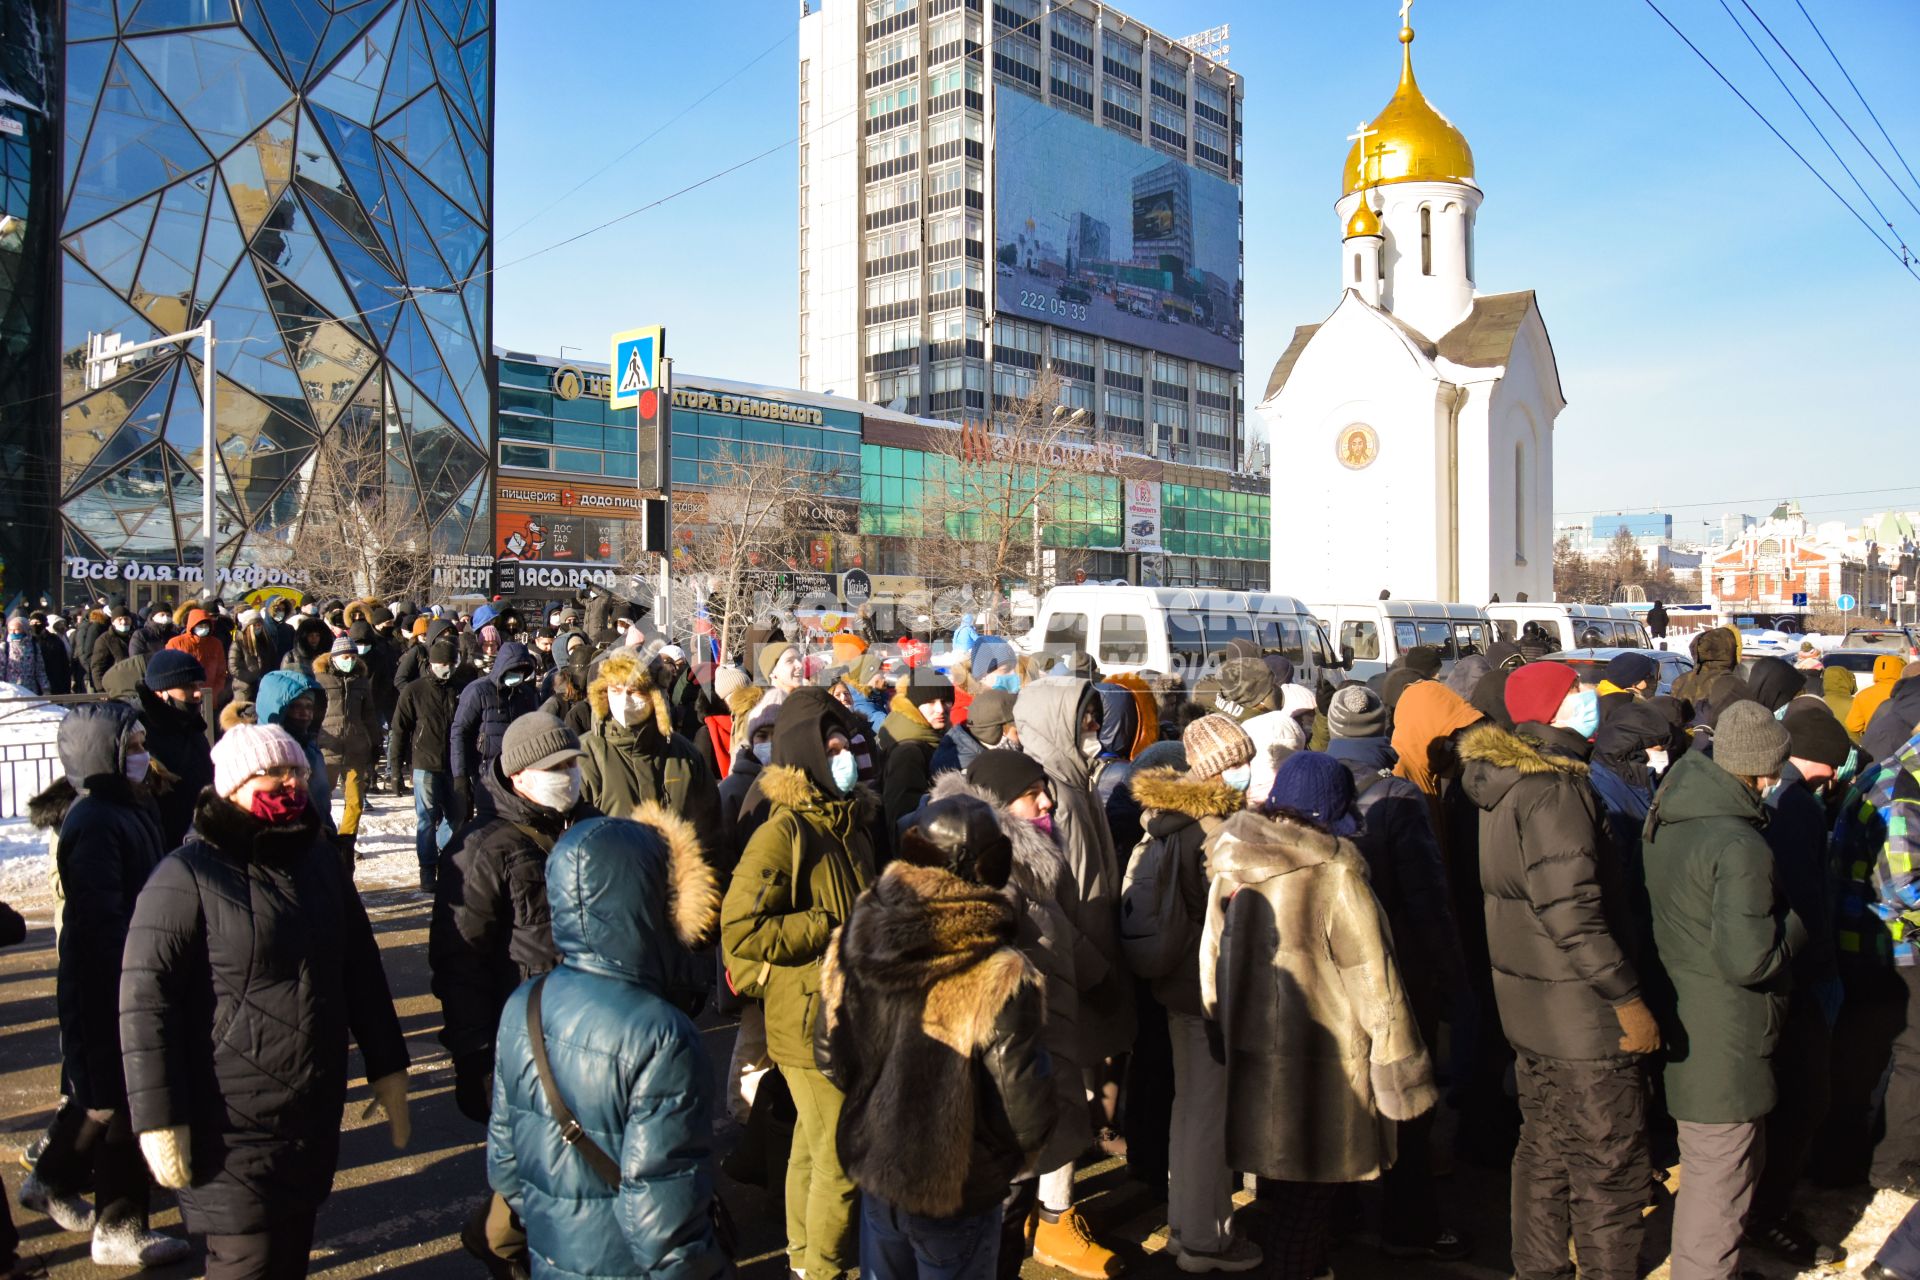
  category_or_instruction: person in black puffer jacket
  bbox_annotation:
[388,640,474,893]
[1456,662,1657,1280]
[90,606,135,688]
[282,616,333,671]
[127,605,177,659]
[817,795,1057,1280]
[24,702,190,1268]
[120,724,410,1277]
[135,650,215,849]
[450,640,541,823]
[430,713,599,1277]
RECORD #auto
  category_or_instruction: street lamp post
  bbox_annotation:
[86,322,218,588]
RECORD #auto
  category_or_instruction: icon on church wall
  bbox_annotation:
[1337,424,1379,470]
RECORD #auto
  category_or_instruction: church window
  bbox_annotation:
[1514,442,1527,560]
[1352,253,1361,284]
[1465,212,1476,283]
[1420,206,1433,276]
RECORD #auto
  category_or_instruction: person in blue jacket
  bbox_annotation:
[451,641,541,822]
[487,811,728,1280]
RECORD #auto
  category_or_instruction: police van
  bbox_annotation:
[1486,602,1652,652]
[1020,586,1337,688]
[1309,601,1494,683]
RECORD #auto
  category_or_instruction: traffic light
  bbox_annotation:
[636,385,668,492]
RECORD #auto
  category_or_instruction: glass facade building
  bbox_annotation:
[46,0,492,603]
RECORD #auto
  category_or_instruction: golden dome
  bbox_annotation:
[1341,27,1475,197]
[1344,202,1382,238]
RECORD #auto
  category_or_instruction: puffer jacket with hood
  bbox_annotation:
[52,702,168,1111]
[128,614,177,659]
[136,681,215,848]
[817,861,1057,1219]
[312,650,377,773]
[1091,682,1144,856]
[1852,655,1911,741]
[1014,676,1136,1062]
[282,616,333,670]
[1126,767,1243,1017]
[1824,665,1857,727]
[255,668,332,823]
[165,606,229,693]
[89,621,132,687]
[119,788,408,1235]
[1200,808,1437,1183]
[487,813,728,1280]
[1457,720,1644,1063]
[228,619,278,703]
[1670,626,1741,707]
[581,650,722,861]
[451,640,542,781]
[1642,749,1805,1122]
[927,769,1091,1174]
[1866,674,1920,764]
[720,688,879,1068]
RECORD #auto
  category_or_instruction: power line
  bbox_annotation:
[1639,0,1919,281]
[1721,0,1913,259]
[1792,0,1920,205]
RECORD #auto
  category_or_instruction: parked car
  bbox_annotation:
[1821,648,1901,693]
[1546,647,1695,697]
[1842,627,1920,656]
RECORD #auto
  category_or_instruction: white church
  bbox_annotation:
[1258,12,1563,605]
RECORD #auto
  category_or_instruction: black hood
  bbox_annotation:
[57,701,139,785]
[1747,657,1802,713]
[771,686,864,796]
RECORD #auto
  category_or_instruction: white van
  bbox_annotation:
[1309,601,1494,683]
[1021,586,1337,688]
[1487,602,1652,652]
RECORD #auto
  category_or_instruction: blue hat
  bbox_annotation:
[1265,750,1360,838]
[971,635,1017,679]
[142,648,207,693]
[1601,652,1658,688]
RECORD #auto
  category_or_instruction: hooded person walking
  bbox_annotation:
[816,795,1059,1280]
[720,689,878,1280]
[1851,655,1910,741]
[1671,626,1741,707]
[1823,665,1857,728]
[580,650,723,861]
[313,635,378,865]
[487,812,728,1280]
[119,724,410,1278]
[451,640,542,822]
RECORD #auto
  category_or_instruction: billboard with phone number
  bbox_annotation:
[994,92,1242,369]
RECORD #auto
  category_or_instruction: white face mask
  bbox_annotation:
[153,614,171,628]
[124,751,151,783]
[752,741,773,766]
[607,690,644,728]
[1646,748,1670,775]
[1080,733,1103,759]
[332,656,354,673]
[516,764,582,813]
[430,662,452,680]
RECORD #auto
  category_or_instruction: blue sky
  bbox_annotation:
[492,0,1920,535]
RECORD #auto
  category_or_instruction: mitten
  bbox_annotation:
[139,1125,192,1189]
[1613,997,1662,1055]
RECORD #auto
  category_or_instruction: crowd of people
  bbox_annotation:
[5,590,1920,1280]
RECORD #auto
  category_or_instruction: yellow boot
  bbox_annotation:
[1032,1206,1123,1278]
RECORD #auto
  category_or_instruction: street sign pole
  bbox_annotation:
[657,357,673,637]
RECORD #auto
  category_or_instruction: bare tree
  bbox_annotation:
[913,372,1112,630]
[286,423,437,604]
[1553,532,1596,603]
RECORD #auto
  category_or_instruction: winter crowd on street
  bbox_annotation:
[5,590,1920,1280]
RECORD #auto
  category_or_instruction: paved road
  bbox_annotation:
[0,883,1899,1278]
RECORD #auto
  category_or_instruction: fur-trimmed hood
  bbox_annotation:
[1129,766,1243,822]
[758,761,880,823]
[28,754,180,832]
[928,769,1070,904]
[586,648,674,737]
[1204,807,1369,886]
[548,805,721,989]
[1457,720,1589,814]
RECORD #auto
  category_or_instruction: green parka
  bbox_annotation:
[1642,750,1806,1122]
[581,651,723,860]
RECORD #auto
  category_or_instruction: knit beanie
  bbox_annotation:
[329,634,354,657]
[429,639,457,665]
[411,616,431,637]
[1505,661,1579,726]
[498,712,582,777]
[745,688,787,740]
[143,648,207,693]
[712,665,752,703]
[965,748,1050,807]
[1327,684,1387,739]
[1784,706,1852,768]
[971,636,1018,679]
[1135,740,1188,773]
[965,688,1016,742]
[756,640,796,683]
[1265,750,1360,837]
[907,666,955,704]
[1182,713,1255,779]
[1713,702,1792,778]
[1602,652,1658,689]
[211,724,310,798]
[1399,645,1444,679]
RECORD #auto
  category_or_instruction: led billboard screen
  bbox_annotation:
[995,92,1241,368]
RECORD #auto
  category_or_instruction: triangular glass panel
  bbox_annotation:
[59,361,175,496]
[220,104,295,239]
[301,192,405,346]
[60,193,159,298]
[206,258,306,403]
[125,27,293,158]
[62,42,116,202]
[459,0,486,44]
[444,465,486,543]
[388,145,482,276]
[461,251,487,341]
[376,1,437,123]
[66,47,213,231]
[131,166,214,332]
[420,0,475,126]
[67,0,117,42]
[387,366,462,482]
[300,103,400,268]
[124,0,236,34]
[60,249,163,405]
[250,190,368,336]
[63,448,179,559]
[258,264,378,428]
[307,0,402,124]
[308,0,397,90]
[269,0,331,86]
[157,353,212,466]
[417,0,461,42]
[415,286,480,439]
[238,0,295,86]
[192,180,247,322]
[447,106,488,215]
[387,300,469,439]
[377,150,451,287]
[418,435,482,526]
[165,447,247,562]
[376,87,477,219]
[64,525,112,567]
[250,469,310,546]
[458,29,488,129]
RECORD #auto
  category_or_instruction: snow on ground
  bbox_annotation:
[0,788,432,913]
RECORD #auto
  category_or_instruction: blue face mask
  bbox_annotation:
[1561,689,1602,739]
[985,672,1021,694]
[1220,764,1252,793]
[829,750,859,795]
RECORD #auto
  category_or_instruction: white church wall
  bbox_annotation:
[1337,180,1482,344]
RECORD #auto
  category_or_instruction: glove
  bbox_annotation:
[1613,997,1662,1055]
[361,1071,412,1149]
[451,778,473,825]
[453,1053,494,1125]
[139,1125,192,1189]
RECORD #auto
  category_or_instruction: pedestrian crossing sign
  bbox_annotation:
[609,326,665,410]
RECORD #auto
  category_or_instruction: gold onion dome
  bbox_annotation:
[1342,26,1475,196]
[1344,202,1382,238]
